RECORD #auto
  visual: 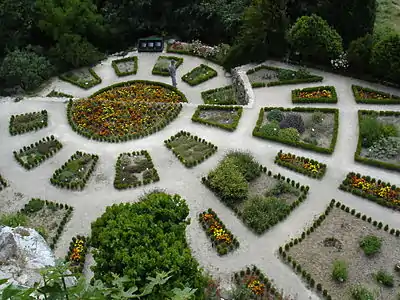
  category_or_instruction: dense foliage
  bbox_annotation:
[90,192,206,299]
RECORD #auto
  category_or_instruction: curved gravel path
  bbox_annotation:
[0,52,399,299]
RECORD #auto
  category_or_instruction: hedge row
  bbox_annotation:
[13,135,63,170]
[46,90,74,98]
[111,56,138,77]
[0,174,7,191]
[166,43,223,66]
[9,110,48,136]
[198,208,239,255]
[191,105,243,131]
[201,85,237,105]
[291,86,338,104]
[65,235,89,273]
[339,172,400,210]
[152,56,184,76]
[253,107,339,154]
[164,131,218,168]
[354,110,400,171]
[274,150,327,179]
[59,68,102,89]
[278,199,400,299]
[182,64,217,86]
[114,150,160,190]
[352,85,400,105]
[20,198,74,250]
[50,151,99,190]
[202,165,310,235]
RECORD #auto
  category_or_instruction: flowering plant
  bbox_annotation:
[349,175,399,202]
[276,151,326,179]
[331,52,349,70]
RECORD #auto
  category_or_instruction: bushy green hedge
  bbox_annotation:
[182,64,217,86]
[46,90,74,98]
[0,174,7,191]
[191,105,243,131]
[253,107,339,154]
[9,110,48,136]
[13,135,63,170]
[59,68,102,89]
[65,235,89,273]
[111,56,138,76]
[152,56,183,76]
[355,110,400,171]
[292,86,338,104]
[352,85,400,104]
[50,151,99,190]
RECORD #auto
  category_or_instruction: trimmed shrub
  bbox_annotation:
[279,113,305,134]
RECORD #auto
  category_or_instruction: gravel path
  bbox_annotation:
[0,53,400,299]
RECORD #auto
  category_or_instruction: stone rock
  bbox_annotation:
[231,66,254,106]
[0,231,17,262]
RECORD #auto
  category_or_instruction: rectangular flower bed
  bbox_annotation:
[191,105,243,131]
[50,151,99,190]
[19,198,74,249]
[292,86,338,104]
[59,68,102,89]
[253,107,339,154]
[164,131,218,167]
[65,235,89,273]
[275,150,327,179]
[111,56,138,76]
[339,172,400,210]
[199,209,239,255]
[279,199,400,300]
[9,110,48,136]
[355,110,400,171]
[152,56,183,76]
[46,90,74,98]
[246,65,323,88]
[352,85,400,105]
[114,150,160,189]
[13,135,63,170]
[182,64,217,86]
[0,174,7,191]
[201,85,238,105]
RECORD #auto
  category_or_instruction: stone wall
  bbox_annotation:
[231,66,254,106]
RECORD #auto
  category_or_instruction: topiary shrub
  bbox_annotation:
[279,113,305,134]
[267,109,284,122]
[277,128,300,142]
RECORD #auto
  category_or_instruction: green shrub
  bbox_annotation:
[359,116,384,147]
[266,181,299,197]
[279,113,305,134]
[351,284,375,300]
[277,128,300,142]
[347,34,373,73]
[359,235,382,256]
[35,226,48,240]
[381,124,398,138]
[260,121,280,136]
[225,151,261,181]
[374,270,394,287]
[312,111,325,124]
[25,199,44,213]
[0,213,28,227]
[332,260,348,282]
[366,137,400,160]
[267,109,284,122]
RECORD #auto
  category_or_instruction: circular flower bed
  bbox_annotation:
[67,80,187,142]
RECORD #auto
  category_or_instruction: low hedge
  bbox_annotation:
[201,85,237,105]
[355,110,400,171]
[339,172,400,210]
[0,174,7,191]
[59,68,102,89]
[111,56,138,76]
[202,165,310,235]
[164,131,218,168]
[65,235,89,273]
[279,199,399,299]
[9,110,48,136]
[13,135,63,170]
[182,64,217,86]
[198,208,239,255]
[275,150,327,179]
[50,151,99,190]
[191,105,243,131]
[246,65,323,88]
[46,90,74,98]
[292,86,338,104]
[114,150,160,189]
[152,55,184,76]
[253,107,339,154]
[352,85,400,105]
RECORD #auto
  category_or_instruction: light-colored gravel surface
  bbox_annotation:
[0,53,400,300]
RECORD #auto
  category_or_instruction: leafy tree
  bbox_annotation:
[0,49,53,90]
[287,14,343,64]
[347,33,373,73]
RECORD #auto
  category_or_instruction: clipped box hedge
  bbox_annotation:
[59,68,102,89]
[182,64,217,86]
[253,107,339,154]
[292,86,338,104]
[9,110,48,136]
[352,85,400,105]
[111,56,138,76]
[152,55,183,76]
[191,105,243,131]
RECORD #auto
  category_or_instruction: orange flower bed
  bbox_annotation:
[298,89,332,98]
[359,90,390,100]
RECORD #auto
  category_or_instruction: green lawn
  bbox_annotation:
[376,0,400,33]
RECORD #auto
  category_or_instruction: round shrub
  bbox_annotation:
[267,109,284,122]
[260,121,280,137]
[359,235,382,256]
[279,113,305,134]
[278,128,300,142]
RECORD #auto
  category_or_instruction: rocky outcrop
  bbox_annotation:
[231,66,254,106]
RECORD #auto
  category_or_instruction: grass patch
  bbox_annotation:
[182,64,217,86]
[9,110,48,135]
[191,105,243,131]
[201,85,238,105]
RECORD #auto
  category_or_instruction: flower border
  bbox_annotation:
[278,199,400,299]
[111,56,138,77]
[274,150,327,179]
[164,131,218,168]
[182,64,217,86]
[9,110,48,136]
[352,85,400,105]
[292,86,338,104]
[151,55,184,76]
[59,68,102,90]
[354,110,400,171]
[201,85,237,105]
[191,105,243,131]
[65,235,89,273]
[50,151,99,191]
[114,150,160,190]
[13,135,63,170]
[252,107,339,154]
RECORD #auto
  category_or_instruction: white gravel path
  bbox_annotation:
[0,52,399,300]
